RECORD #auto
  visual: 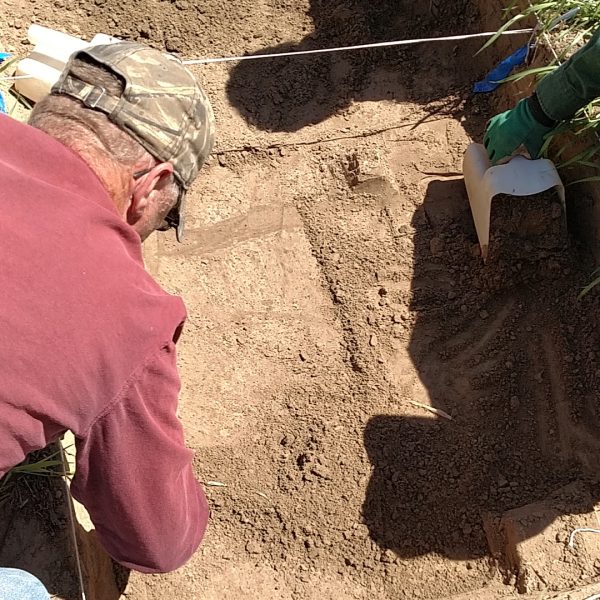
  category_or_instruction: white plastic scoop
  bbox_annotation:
[463,143,566,261]
[14,25,119,103]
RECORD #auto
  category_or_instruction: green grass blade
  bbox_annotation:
[476,12,530,55]
[498,65,557,84]
[568,175,600,185]
[578,274,600,299]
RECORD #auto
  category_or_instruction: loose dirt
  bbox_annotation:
[2,0,600,599]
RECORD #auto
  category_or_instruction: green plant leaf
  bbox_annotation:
[498,65,557,84]
[578,273,600,299]
[476,12,530,55]
[568,175,600,185]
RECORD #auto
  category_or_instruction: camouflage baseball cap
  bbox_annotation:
[52,41,216,241]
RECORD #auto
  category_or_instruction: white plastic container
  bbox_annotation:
[14,25,119,103]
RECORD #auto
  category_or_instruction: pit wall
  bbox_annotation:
[474,0,600,262]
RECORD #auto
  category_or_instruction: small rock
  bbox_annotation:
[471,244,481,257]
[555,531,568,543]
[460,304,468,314]
[380,549,395,563]
[479,310,489,320]
[498,475,508,487]
[369,334,378,347]
[378,287,388,296]
[311,465,331,480]
[280,434,295,446]
[245,540,262,555]
[510,396,520,410]
[363,558,376,570]
[447,291,457,300]
[165,37,183,52]
[392,324,404,338]
[392,313,402,324]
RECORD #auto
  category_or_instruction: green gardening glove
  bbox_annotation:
[483,98,555,165]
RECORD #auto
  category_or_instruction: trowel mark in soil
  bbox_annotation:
[529,320,600,472]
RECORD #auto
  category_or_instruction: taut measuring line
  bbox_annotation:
[182,29,534,65]
[0,28,534,81]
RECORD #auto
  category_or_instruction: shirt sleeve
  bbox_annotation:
[537,27,600,122]
[70,341,209,574]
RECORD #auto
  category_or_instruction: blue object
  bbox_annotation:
[0,52,12,114]
[474,43,529,93]
[0,568,50,600]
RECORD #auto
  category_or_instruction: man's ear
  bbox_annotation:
[127,162,174,225]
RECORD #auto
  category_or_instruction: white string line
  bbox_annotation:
[0,28,533,82]
[182,29,534,65]
[568,527,600,547]
[0,74,33,80]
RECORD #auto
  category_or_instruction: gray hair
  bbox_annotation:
[29,57,179,209]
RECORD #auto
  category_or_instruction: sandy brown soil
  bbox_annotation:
[2,0,600,599]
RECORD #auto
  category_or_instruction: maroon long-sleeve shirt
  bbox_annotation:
[0,114,208,573]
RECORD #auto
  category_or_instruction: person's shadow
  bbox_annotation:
[362,178,600,572]
[226,0,481,132]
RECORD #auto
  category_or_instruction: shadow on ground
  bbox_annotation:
[362,178,600,561]
[226,0,488,133]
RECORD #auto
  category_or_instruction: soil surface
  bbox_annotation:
[2,0,600,599]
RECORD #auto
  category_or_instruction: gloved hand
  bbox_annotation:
[483,98,555,165]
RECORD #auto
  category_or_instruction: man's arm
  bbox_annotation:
[70,342,209,574]
[484,27,600,163]
[536,26,600,122]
